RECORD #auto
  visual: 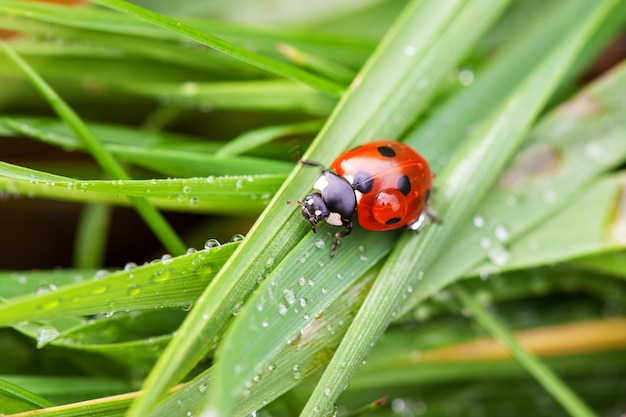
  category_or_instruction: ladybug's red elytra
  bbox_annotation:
[291,140,434,256]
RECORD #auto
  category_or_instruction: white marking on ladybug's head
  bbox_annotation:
[327,212,343,226]
[314,209,322,217]
[343,174,354,185]
[313,175,329,192]
[354,189,362,204]
[305,197,314,206]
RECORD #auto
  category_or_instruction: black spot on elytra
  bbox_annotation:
[397,175,411,196]
[377,146,396,158]
[353,171,374,193]
[386,217,401,225]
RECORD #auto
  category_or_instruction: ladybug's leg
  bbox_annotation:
[425,208,442,224]
[330,221,352,257]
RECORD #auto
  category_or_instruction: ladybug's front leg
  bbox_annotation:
[330,221,352,257]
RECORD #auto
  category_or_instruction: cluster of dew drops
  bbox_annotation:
[27,233,247,348]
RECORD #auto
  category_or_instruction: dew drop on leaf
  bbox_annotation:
[36,325,60,348]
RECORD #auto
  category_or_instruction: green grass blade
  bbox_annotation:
[0,244,236,325]
[452,284,599,417]
[469,173,626,276]
[0,162,283,214]
[89,0,345,97]
[300,0,621,415]
[422,61,626,288]
[73,203,111,269]
[215,119,323,157]
[0,42,186,256]
[0,117,294,177]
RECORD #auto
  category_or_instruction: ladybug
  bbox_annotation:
[291,140,434,256]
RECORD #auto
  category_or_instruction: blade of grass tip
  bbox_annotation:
[299,0,620,415]
[0,41,186,256]
[88,0,345,97]
[452,284,599,417]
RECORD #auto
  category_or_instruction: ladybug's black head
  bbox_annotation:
[297,192,329,233]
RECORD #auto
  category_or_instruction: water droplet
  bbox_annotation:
[324,387,331,396]
[458,69,475,86]
[206,176,215,183]
[321,287,328,294]
[267,363,276,371]
[473,215,485,228]
[336,273,343,279]
[231,301,243,316]
[494,224,510,241]
[278,303,288,315]
[392,398,407,412]
[298,276,306,286]
[94,269,110,279]
[283,288,296,305]
[292,364,302,380]
[186,247,197,254]
[261,320,269,328]
[359,255,368,261]
[36,283,57,296]
[36,325,60,348]
[487,246,510,266]
[404,45,416,56]
[127,285,141,296]
[314,239,325,249]
[124,262,137,271]
[231,234,245,242]
[161,254,173,264]
[299,297,307,307]
[288,330,303,345]
[480,236,492,249]
[318,260,325,267]
[204,239,221,250]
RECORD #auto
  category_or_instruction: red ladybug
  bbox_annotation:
[292,140,434,255]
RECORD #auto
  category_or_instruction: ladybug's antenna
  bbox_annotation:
[300,159,324,168]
